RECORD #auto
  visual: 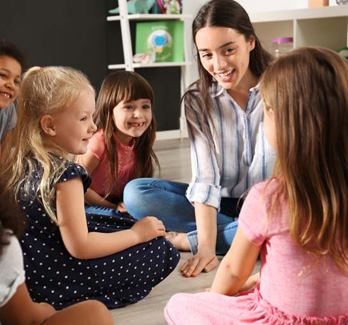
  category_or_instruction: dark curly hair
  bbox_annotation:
[0,38,27,72]
[0,177,25,256]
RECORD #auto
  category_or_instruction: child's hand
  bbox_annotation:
[131,217,166,243]
[117,202,128,213]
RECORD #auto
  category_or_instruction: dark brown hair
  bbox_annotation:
[94,71,159,198]
[0,177,25,256]
[261,47,348,273]
[186,0,273,132]
[0,38,27,71]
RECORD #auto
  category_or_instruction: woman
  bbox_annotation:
[124,0,276,277]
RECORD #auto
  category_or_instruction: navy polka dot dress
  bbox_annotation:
[19,158,180,310]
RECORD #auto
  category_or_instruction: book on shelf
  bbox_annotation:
[135,20,184,63]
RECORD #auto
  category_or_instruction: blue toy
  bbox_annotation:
[109,0,156,14]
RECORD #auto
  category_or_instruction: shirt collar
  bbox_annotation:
[211,81,260,98]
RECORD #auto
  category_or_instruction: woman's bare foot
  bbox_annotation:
[166,232,191,251]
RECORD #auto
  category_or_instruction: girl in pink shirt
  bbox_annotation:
[165,47,348,324]
[77,71,159,213]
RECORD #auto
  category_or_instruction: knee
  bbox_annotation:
[90,301,113,324]
[124,178,153,208]
[78,300,113,325]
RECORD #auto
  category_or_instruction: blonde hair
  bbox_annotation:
[261,47,348,273]
[1,66,94,225]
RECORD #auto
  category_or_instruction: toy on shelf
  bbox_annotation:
[164,0,181,14]
[151,0,182,14]
[109,0,156,15]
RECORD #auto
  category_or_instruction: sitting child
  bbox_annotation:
[1,66,179,310]
[76,70,159,214]
[0,39,25,160]
[165,47,348,324]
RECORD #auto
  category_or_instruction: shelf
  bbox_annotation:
[107,14,191,22]
[249,5,348,23]
[107,0,191,138]
[108,61,191,70]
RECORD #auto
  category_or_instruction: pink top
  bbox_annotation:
[87,129,136,200]
[239,180,348,317]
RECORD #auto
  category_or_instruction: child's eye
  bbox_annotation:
[80,117,87,122]
[124,105,133,110]
[225,48,235,54]
[142,105,151,109]
[14,79,21,86]
[0,73,6,78]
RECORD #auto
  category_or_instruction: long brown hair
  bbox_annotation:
[261,47,348,272]
[186,0,273,132]
[94,71,159,197]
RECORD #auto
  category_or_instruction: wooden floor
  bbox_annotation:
[110,138,260,324]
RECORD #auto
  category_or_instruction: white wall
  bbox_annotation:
[183,0,339,84]
[237,0,337,13]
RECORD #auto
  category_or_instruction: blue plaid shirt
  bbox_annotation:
[185,82,277,210]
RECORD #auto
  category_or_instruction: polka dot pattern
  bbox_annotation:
[19,159,180,310]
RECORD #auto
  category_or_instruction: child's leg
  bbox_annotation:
[43,300,113,325]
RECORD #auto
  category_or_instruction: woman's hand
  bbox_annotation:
[182,202,219,277]
[131,217,166,243]
[181,245,219,277]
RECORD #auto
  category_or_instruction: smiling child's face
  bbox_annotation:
[0,55,22,109]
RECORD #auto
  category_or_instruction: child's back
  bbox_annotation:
[165,47,348,324]
[242,180,348,317]
[20,157,179,309]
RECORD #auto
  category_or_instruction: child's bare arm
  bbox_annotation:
[210,227,260,296]
[0,282,56,325]
[55,177,165,259]
[76,149,121,210]
[85,188,119,209]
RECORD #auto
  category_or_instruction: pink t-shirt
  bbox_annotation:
[239,180,348,317]
[87,129,136,200]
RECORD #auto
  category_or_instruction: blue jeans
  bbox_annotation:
[123,178,242,255]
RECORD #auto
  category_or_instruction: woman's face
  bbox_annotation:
[195,26,255,92]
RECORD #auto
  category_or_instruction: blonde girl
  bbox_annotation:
[1,66,179,310]
[165,48,348,324]
[76,70,159,213]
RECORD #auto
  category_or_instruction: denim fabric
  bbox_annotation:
[123,178,242,255]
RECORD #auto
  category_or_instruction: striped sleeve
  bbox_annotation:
[184,91,221,209]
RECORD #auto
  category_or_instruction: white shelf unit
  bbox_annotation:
[249,6,348,53]
[107,1,192,139]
